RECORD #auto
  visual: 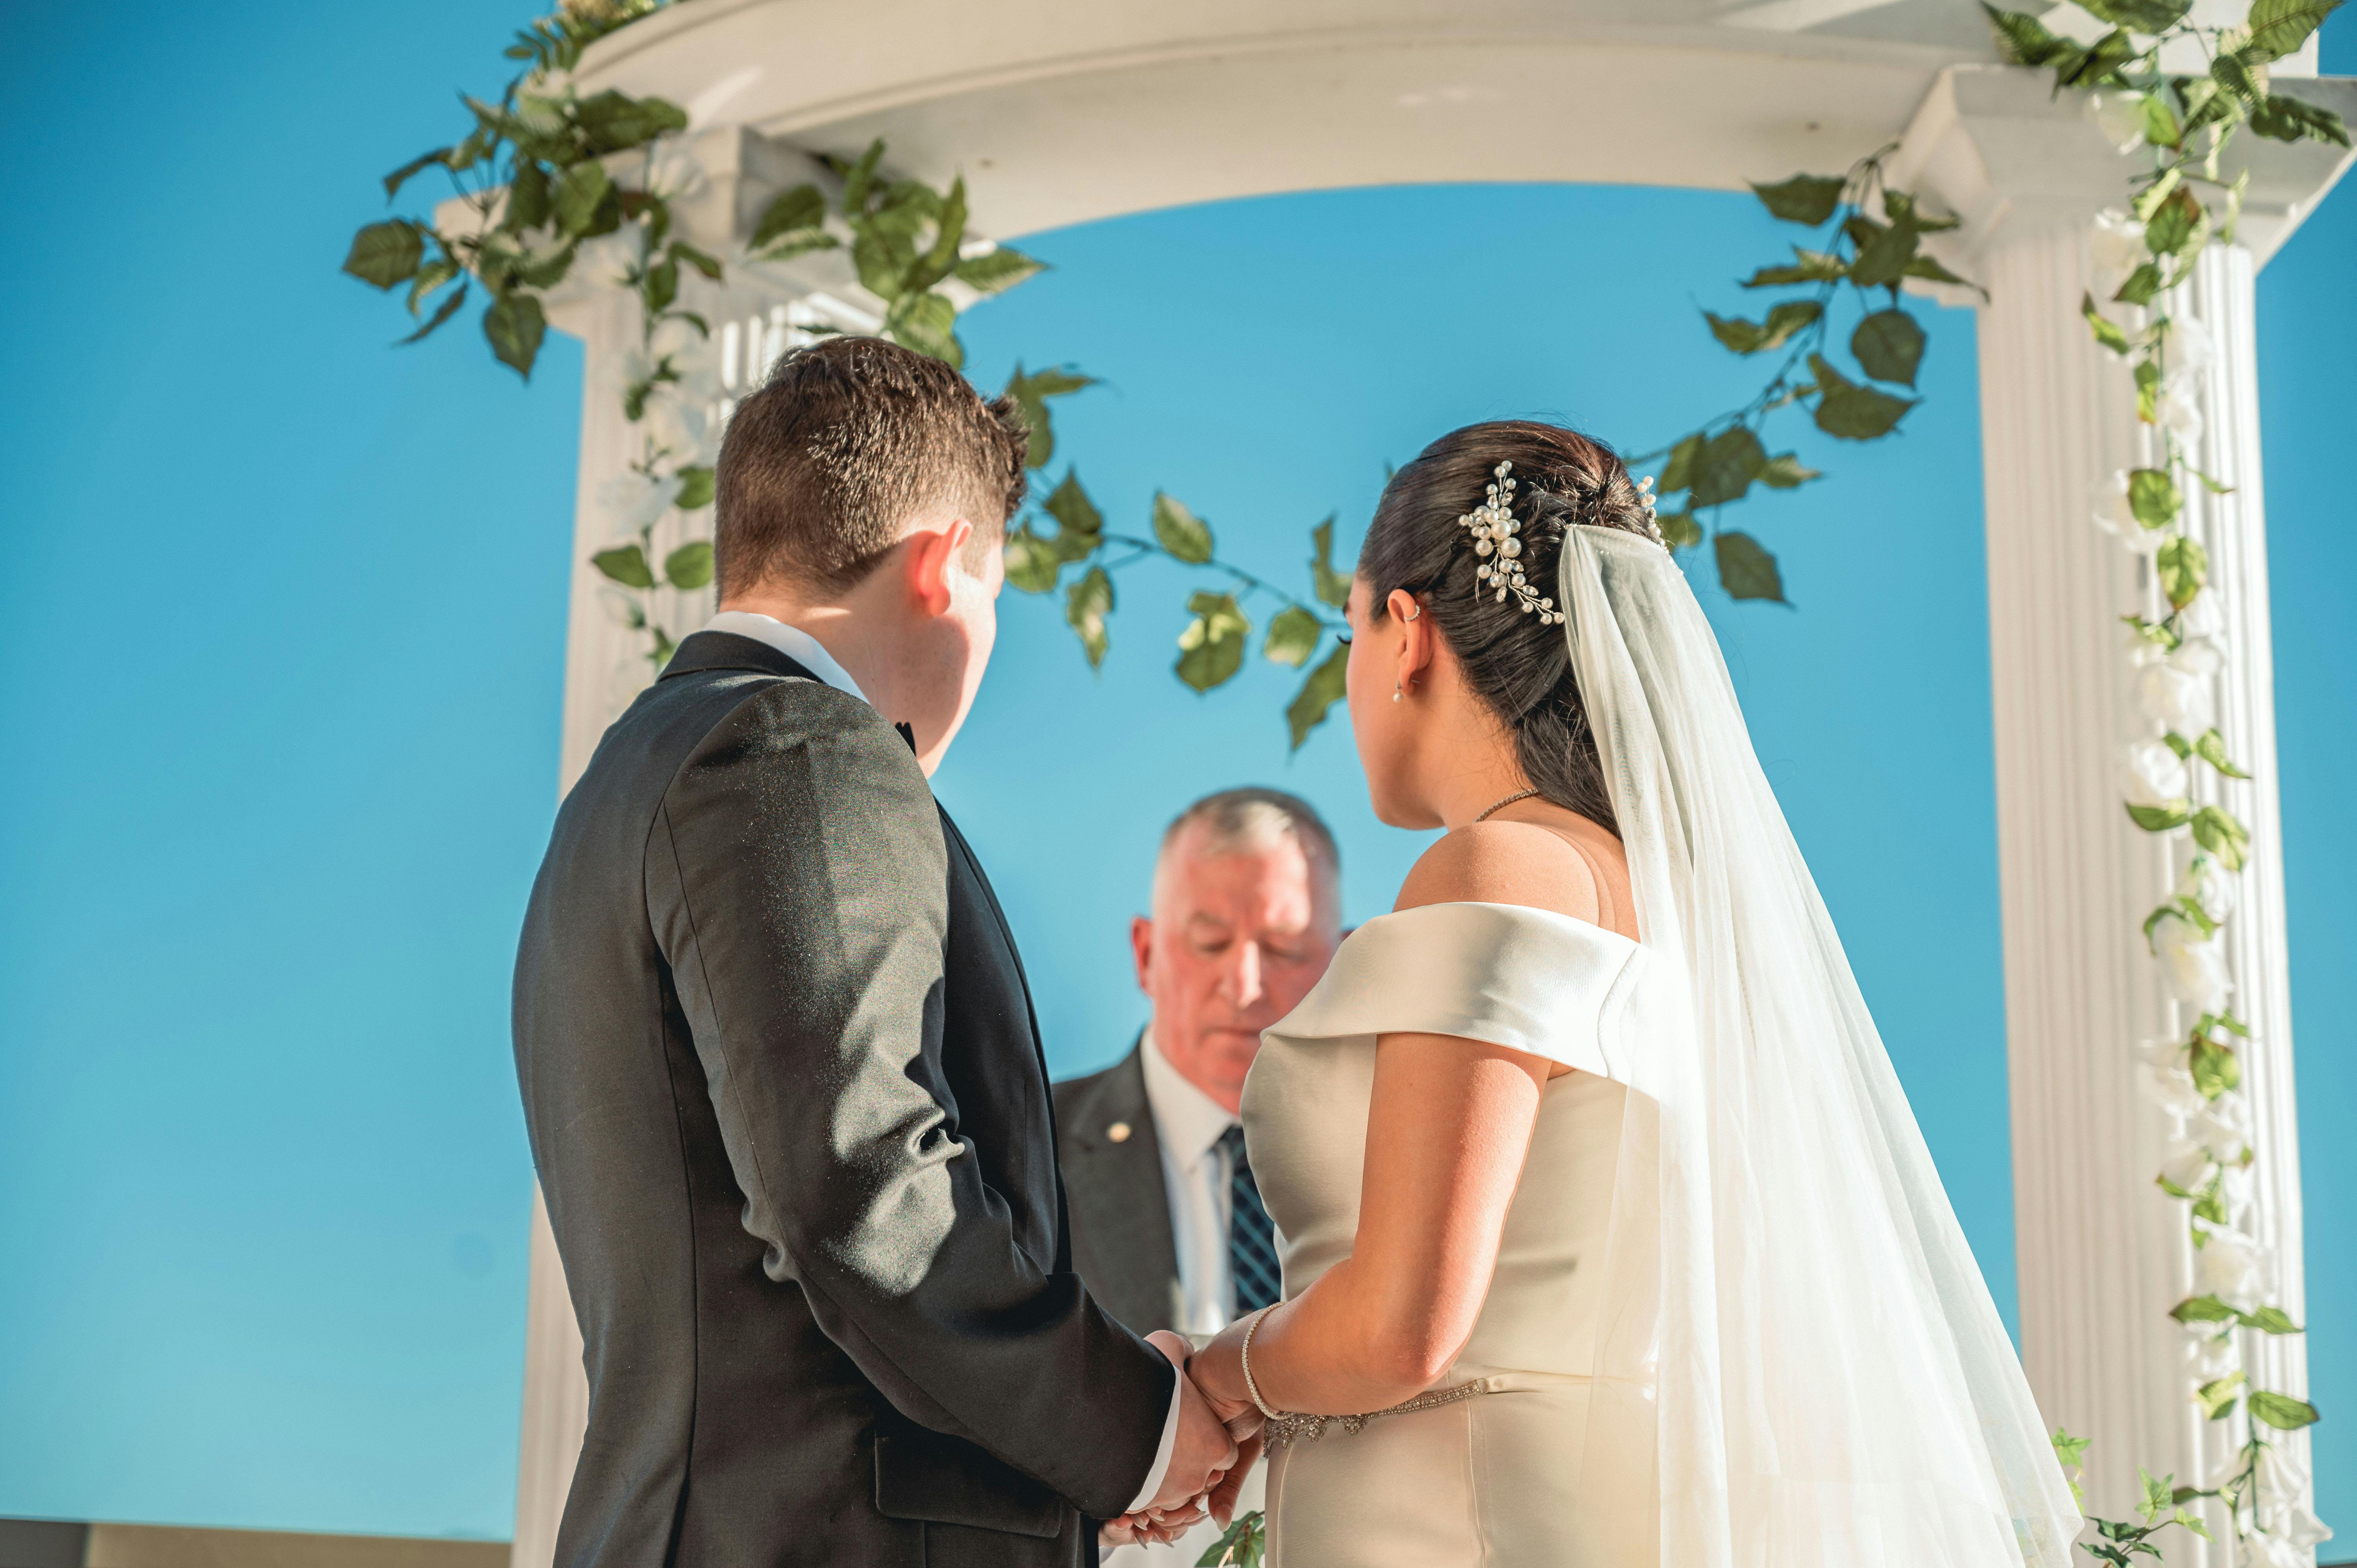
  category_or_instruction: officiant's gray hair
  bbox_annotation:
[1158,788,1340,900]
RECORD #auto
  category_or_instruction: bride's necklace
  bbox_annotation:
[1474,786,1541,823]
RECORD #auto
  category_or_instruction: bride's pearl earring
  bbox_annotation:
[1393,681,1403,704]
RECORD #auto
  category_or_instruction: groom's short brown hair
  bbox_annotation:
[713,335,1031,597]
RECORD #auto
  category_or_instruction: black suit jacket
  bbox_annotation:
[513,631,1173,1568]
[1053,1045,1184,1339]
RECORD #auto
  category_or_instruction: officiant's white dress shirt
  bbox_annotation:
[1141,1029,1242,1337]
[697,611,1185,1516]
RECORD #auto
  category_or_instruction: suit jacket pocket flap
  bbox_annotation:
[874,1430,1065,1540]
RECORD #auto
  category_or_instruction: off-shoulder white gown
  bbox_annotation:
[1240,901,1661,1567]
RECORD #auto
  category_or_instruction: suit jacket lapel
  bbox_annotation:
[1064,1044,1182,1333]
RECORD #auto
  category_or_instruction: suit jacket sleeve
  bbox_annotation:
[645,679,1175,1520]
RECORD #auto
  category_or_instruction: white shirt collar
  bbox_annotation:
[701,612,869,706]
[1139,1026,1239,1167]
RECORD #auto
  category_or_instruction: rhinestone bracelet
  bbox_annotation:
[1238,1304,1495,1450]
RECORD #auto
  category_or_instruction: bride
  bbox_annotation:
[1178,420,2081,1565]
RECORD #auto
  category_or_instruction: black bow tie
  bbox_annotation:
[893,721,917,754]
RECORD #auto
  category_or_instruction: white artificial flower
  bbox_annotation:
[2091,92,2151,154]
[2245,1531,2308,1568]
[2184,1322,2240,1381]
[2195,1091,2253,1163]
[2172,636,2224,678]
[2137,1040,2209,1118]
[643,391,715,467]
[2123,738,2190,808]
[649,318,725,403]
[598,468,683,531]
[2254,1435,2310,1511]
[2152,911,2233,1015]
[634,140,707,202]
[2158,381,2206,446]
[2090,210,2149,295]
[2178,588,2225,639]
[2139,657,2216,735]
[575,230,643,289]
[2161,1136,2219,1194]
[2172,314,2218,379]
[2195,1223,2271,1312]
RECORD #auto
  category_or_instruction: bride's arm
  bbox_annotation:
[1190,822,1597,1420]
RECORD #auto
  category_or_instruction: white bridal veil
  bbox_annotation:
[1557,525,2082,1566]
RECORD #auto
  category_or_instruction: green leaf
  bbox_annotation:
[751,183,828,249]
[2241,1305,2303,1334]
[1658,434,1704,493]
[2078,0,2193,31]
[2059,28,2139,89]
[2170,1295,2242,1325]
[1810,354,1916,440]
[342,220,424,289]
[673,465,715,511]
[1310,515,1352,608]
[1903,253,1982,295]
[2156,534,2209,609]
[2127,801,2193,831]
[2195,1371,2246,1419]
[2249,1390,2322,1430]
[2192,728,2252,779]
[885,291,961,366]
[592,543,656,590]
[2141,92,2185,149]
[663,539,714,590]
[1003,523,1061,594]
[2251,92,2353,146]
[2249,0,2345,58]
[2145,185,2210,258]
[1983,5,2076,65]
[407,255,461,315]
[1264,605,1325,668]
[1750,174,1848,225]
[1285,642,1350,751]
[1742,248,1848,288]
[1153,493,1215,564]
[643,253,680,315]
[1715,531,1785,603]
[954,246,1047,294]
[2191,805,2250,870]
[382,147,453,202]
[572,89,689,154]
[484,292,548,379]
[1756,453,1821,489]
[2114,262,2168,307]
[1851,309,1927,386]
[1175,590,1249,692]
[504,161,553,231]
[1846,216,1921,290]
[2128,468,2182,529]
[1066,565,1114,668]
[839,139,886,213]
[650,624,677,669]
[670,240,724,281]
[2189,1036,2241,1099]
[553,161,614,237]
[1042,468,1104,554]
[1001,363,1098,469]
[1879,190,1961,235]
[908,175,969,293]
[395,280,470,345]
[1691,426,1769,508]
[1657,510,1703,549]
[1707,300,1821,355]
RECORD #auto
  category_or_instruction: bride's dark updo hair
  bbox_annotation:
[1358,420,1662,836]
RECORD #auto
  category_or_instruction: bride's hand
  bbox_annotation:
[1184,1317,1266,1438]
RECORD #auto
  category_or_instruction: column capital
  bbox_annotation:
[1888,63,2356,289]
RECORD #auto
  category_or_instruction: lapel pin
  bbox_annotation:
[1107,1121,1132,1144]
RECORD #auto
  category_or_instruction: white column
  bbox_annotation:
[1895,65,2351,1541]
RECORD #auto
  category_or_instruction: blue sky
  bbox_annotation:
[0,0,2349,1542]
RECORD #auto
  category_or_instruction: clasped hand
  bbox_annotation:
[1100,1330,1264,1550]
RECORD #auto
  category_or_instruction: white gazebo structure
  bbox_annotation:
[503,4,2355,1561]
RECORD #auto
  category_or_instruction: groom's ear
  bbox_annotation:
[904,518,976,616]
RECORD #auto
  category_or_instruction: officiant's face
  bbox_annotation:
[1132,826,1341,1113]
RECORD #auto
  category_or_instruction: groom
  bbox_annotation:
[513,336,1234,1566]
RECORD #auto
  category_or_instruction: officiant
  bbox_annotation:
[1054,788,1343,1340]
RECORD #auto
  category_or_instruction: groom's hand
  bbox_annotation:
[1146,1330,1238,1512]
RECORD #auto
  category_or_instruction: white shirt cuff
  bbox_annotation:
[1123,1368,1186,1513]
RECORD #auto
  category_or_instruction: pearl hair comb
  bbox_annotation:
[1459,463,1562,625]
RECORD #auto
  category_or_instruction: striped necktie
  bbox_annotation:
[1219,1124,1282,1315]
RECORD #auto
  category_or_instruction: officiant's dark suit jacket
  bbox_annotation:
[513,631,1175,1568]
[1053,1043,1183,1338]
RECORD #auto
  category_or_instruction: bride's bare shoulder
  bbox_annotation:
[1394,817,1616,925]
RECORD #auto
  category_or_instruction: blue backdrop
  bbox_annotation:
[0,1,2348,1542]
